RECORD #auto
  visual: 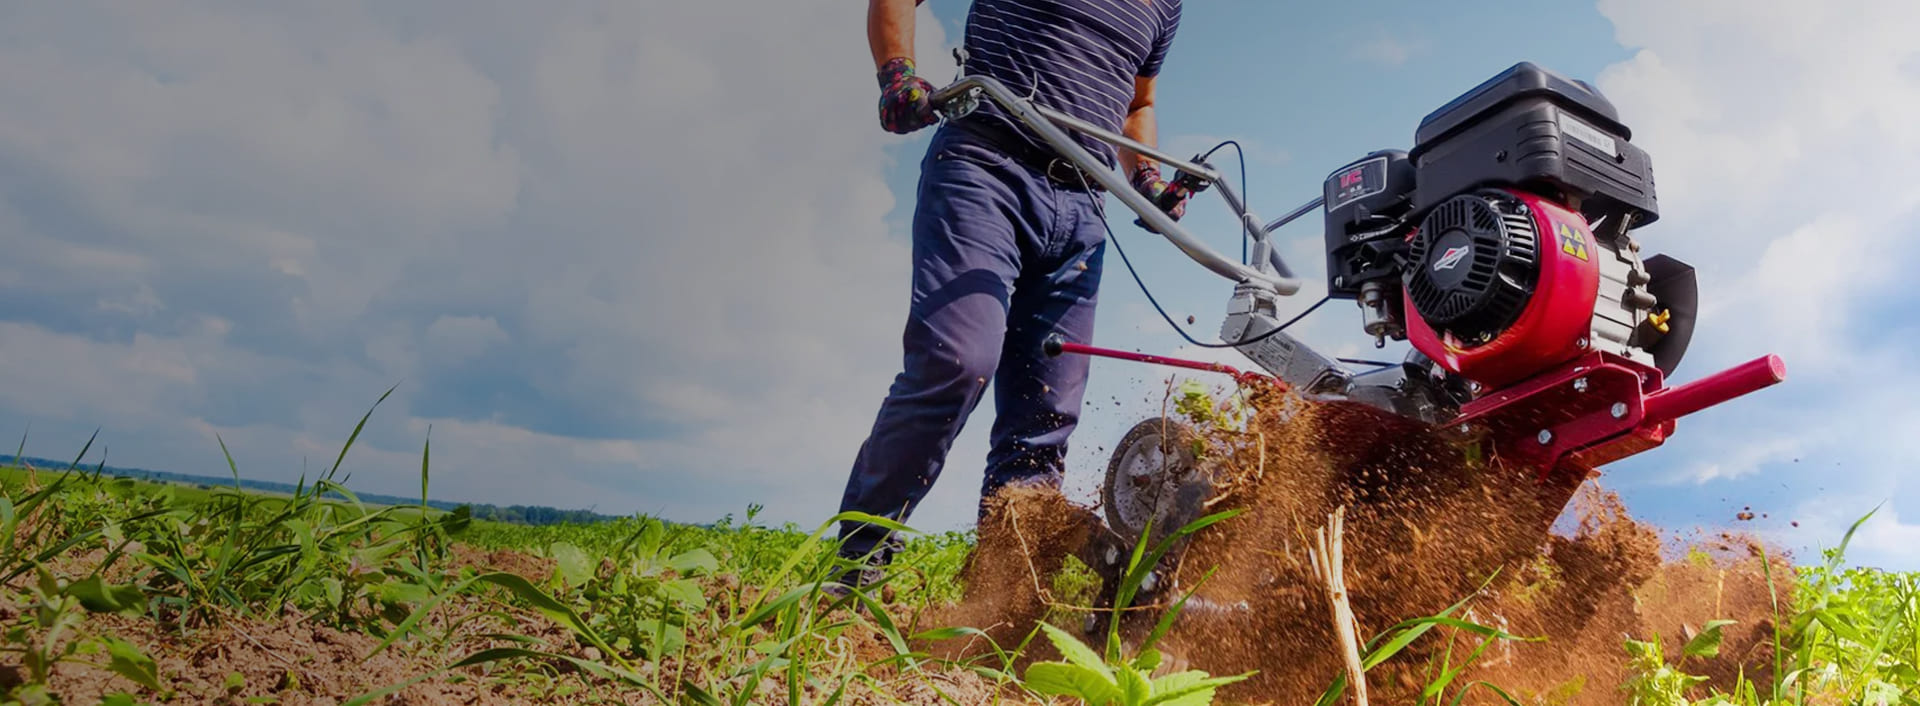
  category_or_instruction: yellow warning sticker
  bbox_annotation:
[1555,221,1589,262]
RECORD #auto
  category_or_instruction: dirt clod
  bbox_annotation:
[935,382,1796,705]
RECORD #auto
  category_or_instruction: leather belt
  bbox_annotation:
[952,119,1109,193]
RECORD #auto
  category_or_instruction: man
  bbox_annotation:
[834,0,1189,591]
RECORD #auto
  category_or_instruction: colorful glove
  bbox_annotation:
[877,57,938,135]
[1130,163,1191,222]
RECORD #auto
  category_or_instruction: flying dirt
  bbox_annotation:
[906,60,1791,704]
[925,381,1792,705]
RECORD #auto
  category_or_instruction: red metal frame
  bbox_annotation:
[1049,341,1280,388]
[1047,339,1786,483]
[1455,351,1786,482]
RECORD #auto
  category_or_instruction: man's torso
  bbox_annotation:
[957,0,1182,169]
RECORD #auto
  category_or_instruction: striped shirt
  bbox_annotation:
[956,0,1183,169]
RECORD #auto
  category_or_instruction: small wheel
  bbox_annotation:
[1102,417,1206,545]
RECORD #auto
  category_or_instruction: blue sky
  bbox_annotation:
[2,1,1917,569]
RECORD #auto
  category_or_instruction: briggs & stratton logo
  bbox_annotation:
[1433,245,1470,271]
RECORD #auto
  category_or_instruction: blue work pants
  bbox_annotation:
[837,123,1108,559]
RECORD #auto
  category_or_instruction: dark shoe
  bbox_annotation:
[821,534,900,609]
[821,565,884,601]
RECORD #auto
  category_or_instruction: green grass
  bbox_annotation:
[1631,508,1920,706]
[0,410,1008,704]
[1,401,1916,704]
[0,465,230,507]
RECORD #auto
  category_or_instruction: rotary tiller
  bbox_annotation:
[929,61,1785,580]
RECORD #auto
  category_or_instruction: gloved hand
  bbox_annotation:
[877,57,938,135]
[1130,163,1191,223]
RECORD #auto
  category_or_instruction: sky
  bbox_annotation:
[2,1,1918,569]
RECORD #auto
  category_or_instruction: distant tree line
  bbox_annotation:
[463,504,615,525]
[1,455,623,526]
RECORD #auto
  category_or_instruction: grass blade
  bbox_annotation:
[217,434,243,492]
[741,511,915,619]
[420,424,432,511]
[327,383,399,484]
[66,427,100,472]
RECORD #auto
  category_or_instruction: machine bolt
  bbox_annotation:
[1576,337,1590,349]
[1572,377,1589,392]
[1611,402,1629,419]
[1537,429,1553,445]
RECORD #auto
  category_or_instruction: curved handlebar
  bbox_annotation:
[928,76,1304,296]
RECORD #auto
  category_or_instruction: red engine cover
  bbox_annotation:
[1405,189,1600,389]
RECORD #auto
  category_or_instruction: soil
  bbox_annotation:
[5,381,1796,705]
[2,594,545,704]
[924,381,1799,705]
[920,481,1108,659]
[449,544,557,581]
[4,546,1041,706]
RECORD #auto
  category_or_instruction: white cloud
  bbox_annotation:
[1585,0,1920,566]
[1703,211,1908,370]
[0,1,954,527]
[1674,434,1804,485]
[422,316,508,363]
[1771,499,1920,571]
[1593,0,1920,365]
[0,321,207,424]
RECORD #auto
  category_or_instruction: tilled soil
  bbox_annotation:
[927,382,1796,705]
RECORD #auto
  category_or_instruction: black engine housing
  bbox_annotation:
[1409,62,1659,231]
[1317,61,1660,309]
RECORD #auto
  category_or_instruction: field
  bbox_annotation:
[2,409,1917,705]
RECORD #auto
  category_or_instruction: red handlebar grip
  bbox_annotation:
[1642,354,1786,425]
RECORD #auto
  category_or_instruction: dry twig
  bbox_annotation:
[1309,506,1368,706]
[1005,501,1054,607]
